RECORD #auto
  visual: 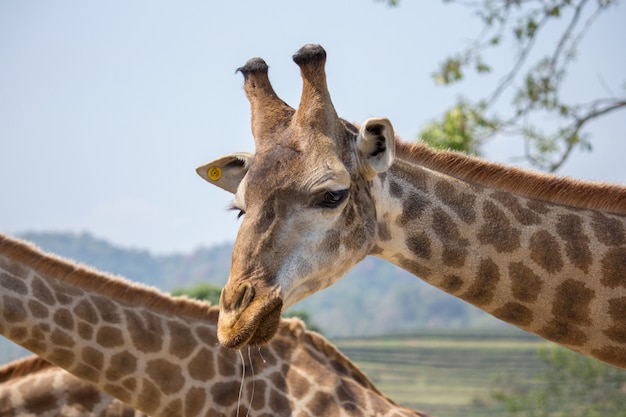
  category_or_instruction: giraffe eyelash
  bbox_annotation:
[228,205,246,219]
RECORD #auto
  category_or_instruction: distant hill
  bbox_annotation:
[17,231,233,290]
[13,232,506,338]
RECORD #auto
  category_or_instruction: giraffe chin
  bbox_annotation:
[218,298,283,350]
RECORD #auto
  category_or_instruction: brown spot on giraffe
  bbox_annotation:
[22,388,57,416]
[216,350,237,378]
[440,275,464,294]
[137,379,161,414]
[2,296,27,323]
[0,272,27,295]
[556,214,593,273]
[537,279,595,346]
[121,377,137,392]
[53,308,74,331]
[461,258,500,306]
[81,346,104,370]
[28,300,48,319]
[50,329,74,348]
[103,383,133,406]
[32,276,55,306]
[492,302,533,326]
[8,327,27,342]
[592,346,626,369]
[269,369,289,394]
[478,201,521,253]
[167,320,196,359]
[308,391,341,416]
[529,230,564,273]
[66,383,102,412]
[53,291,73,306]
[397,191,429,226]
[145,359,185,395]
[96,326,124,348]
[77,322,93,340]
[73,299,98,324]
[553,280,595,325]
[287,370,310,399]
[91,295,121,324]
[125,309,164,353]
[72,362,101,384]
[526,199,551,214]
[106,351,137,381]
[491,191,541,225]
[211,380,242,407]
[406,233,432,260]
[432,208,469,268]
[434,181,477,224]
[592,212,626,246]
[48,348,75,369]
[163,399,183,416]
[603,297,626,343]
[538,319,588,347]
[248,379,267,410]
[509,262,542,302]
[394,254,433,279]
[442,245,468,268]
[185,387,207,417]
[600,247,626,288]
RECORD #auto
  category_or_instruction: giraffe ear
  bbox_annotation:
[356,118,395,178]
[196,152,253,194]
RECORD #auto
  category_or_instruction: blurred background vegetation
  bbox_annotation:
[411,0,625,173]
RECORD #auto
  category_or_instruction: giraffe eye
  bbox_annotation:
[317,189,348,209]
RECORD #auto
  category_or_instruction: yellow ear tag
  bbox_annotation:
[207,166,222,181]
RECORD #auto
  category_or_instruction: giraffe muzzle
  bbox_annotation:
[217,282,284,349]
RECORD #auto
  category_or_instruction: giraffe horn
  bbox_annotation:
[292,44,339,134]
[237,57,294,145]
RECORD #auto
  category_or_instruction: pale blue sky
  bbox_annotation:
[1,1,625,253]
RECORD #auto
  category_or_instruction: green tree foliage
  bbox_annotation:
[493,346,626,416]
[171,282,222,305]
[390,0,626,171]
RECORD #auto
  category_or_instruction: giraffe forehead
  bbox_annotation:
[245,144,350,198]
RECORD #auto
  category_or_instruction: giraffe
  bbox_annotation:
[0,233,429,417]
[0,355,147,416]
[196,44,626,368]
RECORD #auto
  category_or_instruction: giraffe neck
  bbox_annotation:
[0,355,146,416]
[371,141,626,368]
[0,234,428,417]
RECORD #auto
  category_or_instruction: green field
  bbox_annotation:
[334,329,552,417]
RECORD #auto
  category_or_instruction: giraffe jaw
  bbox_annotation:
[217,297,283,350]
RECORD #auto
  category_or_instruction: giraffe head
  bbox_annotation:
[197,45,396,349]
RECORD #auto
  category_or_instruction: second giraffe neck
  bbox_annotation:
[371,141,626,368]
[0,234,427,417]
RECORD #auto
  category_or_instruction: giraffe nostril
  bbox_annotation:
[232,283,255,312]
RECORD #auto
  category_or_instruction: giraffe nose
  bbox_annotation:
[221,283,255,314]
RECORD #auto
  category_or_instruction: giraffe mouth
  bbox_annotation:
[217,297,283,350]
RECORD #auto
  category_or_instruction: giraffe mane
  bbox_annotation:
[0,234,218,322]
[0,355,53,384]
[396,140,626,215]
[280,317,390,399]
